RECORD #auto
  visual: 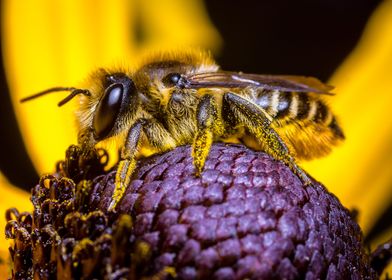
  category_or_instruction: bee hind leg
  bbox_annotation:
[192,94,223,177]
[222,92,312,185]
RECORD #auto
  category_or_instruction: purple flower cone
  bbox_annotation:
[5,143,389,279]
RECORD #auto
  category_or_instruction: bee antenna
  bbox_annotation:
[20,87,91,107]
[57,89,90,107]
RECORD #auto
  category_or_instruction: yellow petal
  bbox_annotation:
[303,1,392,233]
[0,173,30,279]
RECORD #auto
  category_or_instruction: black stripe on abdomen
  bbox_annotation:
[328,116,345,139]
[296,94,310,119]
[314,100,329,123]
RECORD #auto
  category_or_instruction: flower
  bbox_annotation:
[5,144,389,279]
[1,0,392,278]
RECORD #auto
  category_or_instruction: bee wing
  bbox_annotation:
[185,71,334,95]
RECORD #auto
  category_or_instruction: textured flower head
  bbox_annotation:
[6,144,390,279]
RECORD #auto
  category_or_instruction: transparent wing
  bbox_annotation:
[185,71,334,94]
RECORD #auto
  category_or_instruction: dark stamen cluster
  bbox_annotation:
[5,144,389,279]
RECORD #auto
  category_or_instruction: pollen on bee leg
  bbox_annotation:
[192,128,214,177]
[192,94,218,177]
[109,158,137,211]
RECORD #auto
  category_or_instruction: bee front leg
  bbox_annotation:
[78,127,96,156]
[222,92,312,185]
[109,119,176,212]
[192,94,223,176]
[76,127,103,173]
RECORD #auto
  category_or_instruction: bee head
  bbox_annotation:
[92,72,139,140]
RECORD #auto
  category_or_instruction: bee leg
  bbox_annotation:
[222,92,312,185]
[76,127,101,170]
[109,121,143,212]
[77,127,96,155]
[192,94,221,176]
[110,119,176,212]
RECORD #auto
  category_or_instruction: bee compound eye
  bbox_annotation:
[93,84,123,139]
[163,73,182,86]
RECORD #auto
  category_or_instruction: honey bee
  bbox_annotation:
[21,49,344,211]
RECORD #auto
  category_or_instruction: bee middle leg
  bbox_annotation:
[222,92,312,185]
[109,118,176,212]
[192,94,223,176]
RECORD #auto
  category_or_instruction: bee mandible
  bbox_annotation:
[21,49,344,211]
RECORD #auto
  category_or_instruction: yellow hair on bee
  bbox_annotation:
[274,120,344,160]
[76,68,106,131]
[135,47,219,72]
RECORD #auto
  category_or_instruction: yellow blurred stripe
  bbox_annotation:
[0,173,30,279]
[136,0,221,50]
[303,0,392,233]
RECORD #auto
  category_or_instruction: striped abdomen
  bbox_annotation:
[254,90,344,139]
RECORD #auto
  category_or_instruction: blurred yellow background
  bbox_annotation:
[1,0,391,277]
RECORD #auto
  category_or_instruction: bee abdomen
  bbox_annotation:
[313,100,330,123]
[256,91,314,120]
[275,91,292,118]
[255,91,342,135]
[282,93,332,124]
[256,90,318,120]
[286,93,345,139]
[328,116,345,139]
[256,90,292,118]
